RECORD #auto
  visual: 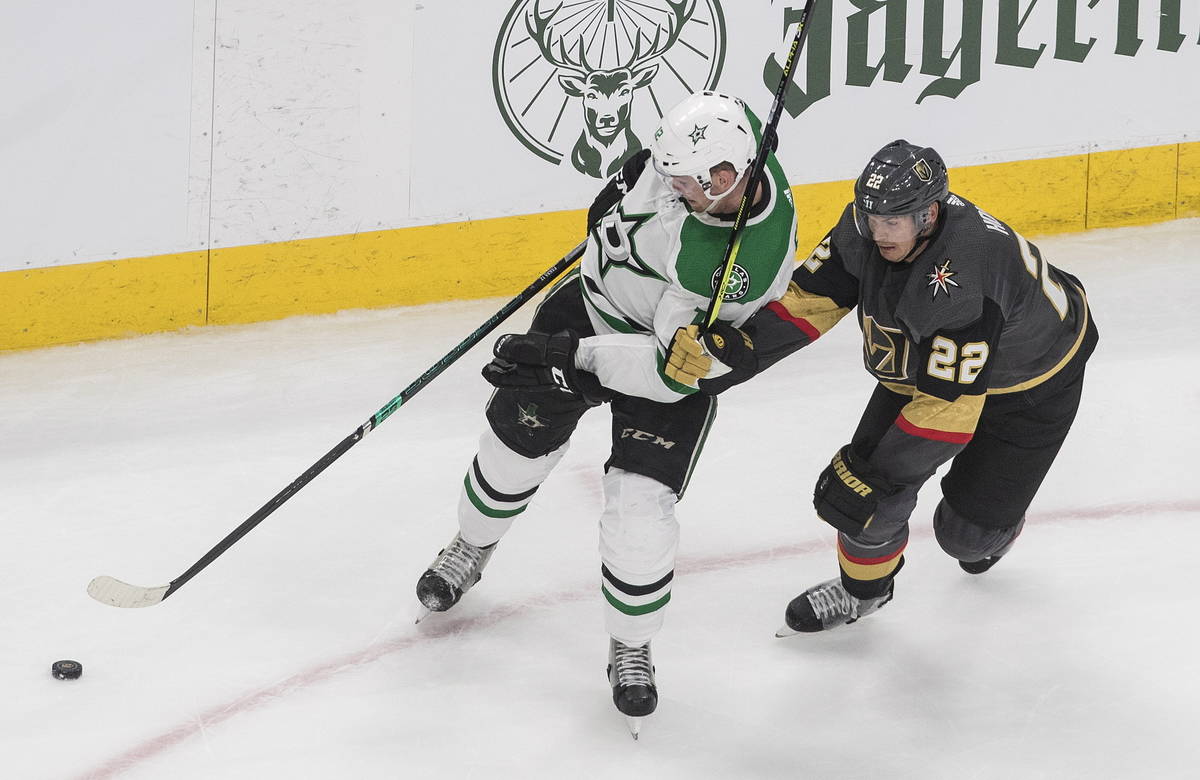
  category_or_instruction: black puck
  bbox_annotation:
[52,660,83,680]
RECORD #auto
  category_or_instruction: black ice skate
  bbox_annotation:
[959,555,1002,574]
[607,638,657,739]
[414,533,496,621]
[776,577,894,637]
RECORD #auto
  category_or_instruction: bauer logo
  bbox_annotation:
[493,0,727,179]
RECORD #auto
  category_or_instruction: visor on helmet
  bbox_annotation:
[853,203,938,241]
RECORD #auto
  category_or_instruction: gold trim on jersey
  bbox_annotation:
[879,381,914,396]
[901,389,985,434]
[775,281,852,335]
[988,285,1090,395]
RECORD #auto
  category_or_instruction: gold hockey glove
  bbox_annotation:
[665,322,757,393]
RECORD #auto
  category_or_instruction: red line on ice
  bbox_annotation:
[75,498,1199,779]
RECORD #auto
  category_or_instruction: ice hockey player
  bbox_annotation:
[413,91,799,735]
[667,139,1098,636]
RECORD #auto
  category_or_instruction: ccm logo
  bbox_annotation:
[621,428,676,449]
[550,366,571,393]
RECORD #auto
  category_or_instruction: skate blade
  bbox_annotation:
[413,603,432,624]
[625,716,643,740]
[775,623,800,638]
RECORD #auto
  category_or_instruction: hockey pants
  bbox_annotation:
[835,363,1088,598]
[458,274,717,645]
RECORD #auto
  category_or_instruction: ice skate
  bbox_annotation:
[607,638,657,739]
[414,533,496,621]
[776,577,893,637]
[959,555,1002,574]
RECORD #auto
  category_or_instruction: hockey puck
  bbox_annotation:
[51,660,83,680]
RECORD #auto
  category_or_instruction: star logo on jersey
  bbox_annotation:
[595,207,665,282]
[926,259,960,299]
[689,124,708,146]
[517,402,547,429]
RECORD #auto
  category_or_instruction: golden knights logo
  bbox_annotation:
[493,0,727,178]
[862,314,910,381]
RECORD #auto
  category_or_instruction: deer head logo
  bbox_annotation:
[493,0,727,178]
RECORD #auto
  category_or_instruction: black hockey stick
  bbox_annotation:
[87,239,588,608]
[702,0,818,329]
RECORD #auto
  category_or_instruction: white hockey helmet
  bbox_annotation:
[650,90,756,208]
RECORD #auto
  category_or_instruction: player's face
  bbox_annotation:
[668,175,710,210]
[668,168,737,211]
[865,207,933,262]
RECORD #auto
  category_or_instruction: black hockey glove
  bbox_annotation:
[482,330,609,405]
[587,148,650,232]
[665,322,758,394]
[813,445,899,536]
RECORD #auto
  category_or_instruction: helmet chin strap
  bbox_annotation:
[896,236,929,263]
[894,205,939,262]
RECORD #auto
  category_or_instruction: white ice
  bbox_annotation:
[2,220,1198,779]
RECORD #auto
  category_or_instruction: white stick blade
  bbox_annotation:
[87,576,169,608]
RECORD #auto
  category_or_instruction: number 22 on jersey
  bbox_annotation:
[1016,233,1068,320]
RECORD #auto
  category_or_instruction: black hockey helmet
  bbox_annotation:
[853,140,948,238]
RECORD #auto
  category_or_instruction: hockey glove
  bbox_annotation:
[665,322,758,393]
[482,330,608,405]
[813,446,899,536]
[587,149,650,232]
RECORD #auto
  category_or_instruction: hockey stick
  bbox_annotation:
[87,239,588,608]
[702,0,818,330]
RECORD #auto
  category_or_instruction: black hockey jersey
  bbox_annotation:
[739,192,1096,479]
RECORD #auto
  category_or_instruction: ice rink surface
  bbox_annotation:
[3,219,1199,779]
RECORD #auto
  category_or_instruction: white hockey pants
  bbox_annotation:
[599,468,679,647]
[458,429,567,547]
[459,434,679,647]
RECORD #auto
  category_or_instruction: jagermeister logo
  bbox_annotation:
[766,2,1200,117]
[493,0,727,179]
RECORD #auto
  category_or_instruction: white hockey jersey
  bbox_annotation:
[575,147,798,402]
